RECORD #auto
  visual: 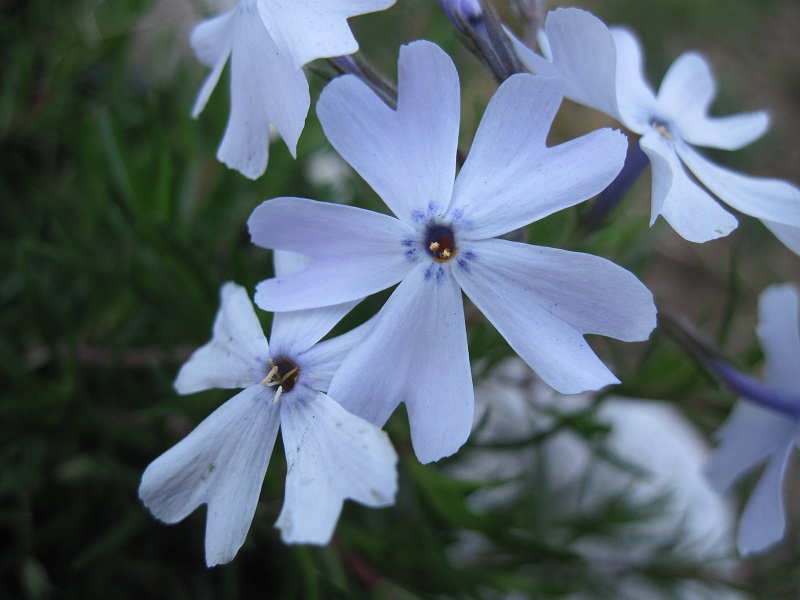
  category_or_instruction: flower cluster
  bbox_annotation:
[510,8,800,252]
[138,0,800,567]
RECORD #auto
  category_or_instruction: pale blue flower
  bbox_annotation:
[191,0,396,179]
[706,283,800,555]
[248,41,656,464]
[138,256,397,566]
[510,8,800,253]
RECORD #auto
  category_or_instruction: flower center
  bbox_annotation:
[425,224,457,262]
[261,356,299,403]
[651,118,673,140]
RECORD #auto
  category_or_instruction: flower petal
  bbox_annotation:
[191,42,232,119]
[682,111,770,152]
[762,219,800,256]
[452,75,627,238]
[639,131,738,242]
[317,40,459,223]
[609,27,658,131]
[270,302,360,358]
[655,51,770,150]
[454,239,655,393]
[329,263,474,463]
[276,392,397,544]
[217,3,309,179]
[657,52,716,123]
[677,143,800,228]
[705,401,794,493]
[270,249,360,357]
[273,249,311,277]
[175,282,270,394]
[259,0,396,69]
[296,319,373,393]
[249,197,415,311]
[467,238,654,339]
[139,385,280,566]
[737,442,794,556]
[190,9,235,68]
[758,284,800,395]
[190,11,235,117]
[510,8,620,118]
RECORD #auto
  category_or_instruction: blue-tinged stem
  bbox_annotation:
[662,308,800,419]
[438,0,524,83]
[708,359,800,418]
[584,138,649,227]
[328,55,398,109]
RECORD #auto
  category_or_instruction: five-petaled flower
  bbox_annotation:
[138,261,397,566]
[705,283,800,556]
[248,40,657,464]
[510,8,800,253]
[190,0,396,179]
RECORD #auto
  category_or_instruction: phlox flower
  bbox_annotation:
[248,40,657,464]
[706,283,800,556]
[138,261,397,566]
[510,8,800,253]
[190,0,396,179]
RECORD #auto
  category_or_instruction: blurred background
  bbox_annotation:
[2,0,799,597]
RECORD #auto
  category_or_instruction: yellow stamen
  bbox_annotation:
[655,124,672,139]
[273,386,284,404]
[429,241,440,251]
[441,248,451,259]
[261,364,279,386]
[280,366,298,385]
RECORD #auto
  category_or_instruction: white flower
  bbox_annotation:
[448,359,742,599]
[190,0,396,179]
[248,41,657,464]
[452,359,737,558]
[138,260,398,566]
[706,283,800,556]
[510,8,800,253]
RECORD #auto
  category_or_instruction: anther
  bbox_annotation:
[265,356,300,394]
[425,223,457,263]
[261,363,279,386]
[655,124,673,139]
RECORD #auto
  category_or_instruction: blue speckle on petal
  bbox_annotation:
[435,266,445,283]
[457,258,470,272]
[411,209,425,223]
[424,265,434,281]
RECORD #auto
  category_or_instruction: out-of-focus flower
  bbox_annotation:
[248,40,656,463]
[448,359,742,600]
[191,0,396,179]
[305,149,355,203]
[510,8,800,253]
[706,283,800,555]
[138,266,397,566]
[129,0,236,84]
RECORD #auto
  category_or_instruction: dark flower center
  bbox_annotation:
[651,118,674,140]
[262,356,299,400]
[425,224,457,262]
